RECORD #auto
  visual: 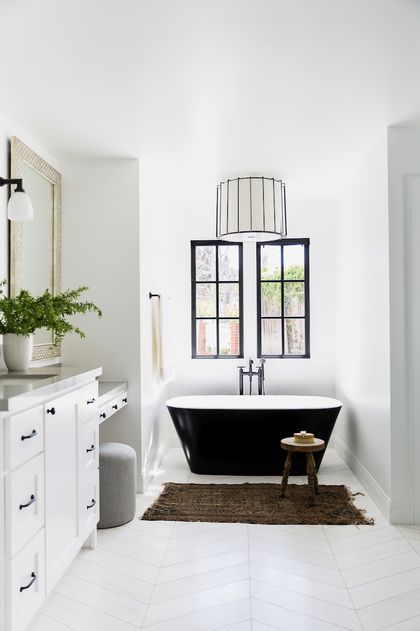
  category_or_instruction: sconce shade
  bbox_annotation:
[216,176,287,242]
[7,191,33,221]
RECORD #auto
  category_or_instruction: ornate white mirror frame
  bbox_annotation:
[9,136,62,360]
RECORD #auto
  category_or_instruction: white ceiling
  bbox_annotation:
[0,0,420,200]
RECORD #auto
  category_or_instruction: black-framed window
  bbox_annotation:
[257,238,310,358]
[191,241,243,358]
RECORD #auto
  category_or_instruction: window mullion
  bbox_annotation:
[281,244,285,355]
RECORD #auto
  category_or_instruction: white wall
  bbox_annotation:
[61,158,143,487]
[388,125,420,523]
[138,164,173,489]
[165,198,336,401]
[334,132,392,515]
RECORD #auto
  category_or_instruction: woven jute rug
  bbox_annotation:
[141,483,374,525]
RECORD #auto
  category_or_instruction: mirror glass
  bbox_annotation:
[21,164,55,345]
[10,137,62,359]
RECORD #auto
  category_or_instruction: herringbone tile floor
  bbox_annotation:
[29,448,420,631]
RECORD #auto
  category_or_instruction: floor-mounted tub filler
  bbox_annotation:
[166,395,343,476]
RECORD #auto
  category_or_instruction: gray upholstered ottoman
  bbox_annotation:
[98,442,136,528]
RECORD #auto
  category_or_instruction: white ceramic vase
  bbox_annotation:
[3,334,33,371]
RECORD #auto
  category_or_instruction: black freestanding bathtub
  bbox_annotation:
[166,395,342,476]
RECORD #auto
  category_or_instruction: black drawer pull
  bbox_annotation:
[86,444,95,453]
[87,398,96,404]
[21,429,37,441]
[100,412,106,419]
[122,397,128,403]
[19,494,36,510]
[46,407,56,415]
[20,572,36,592]
[87,499,96,509]
[112,404,118,410]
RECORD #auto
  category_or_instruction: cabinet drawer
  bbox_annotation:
[6,406,44,471]
[79,473,100,540]
[79,381,99,423]
[108,391,128,417]
[80,418,99,481]
[6,454,45,558]
[7,529,45,631]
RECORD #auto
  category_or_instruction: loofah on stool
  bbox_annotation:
[293,431,315,444]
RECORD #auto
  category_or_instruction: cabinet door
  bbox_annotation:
[44,391,80,593]
[80,418,99,482]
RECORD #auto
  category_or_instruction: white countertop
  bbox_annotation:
[0,366,103,412]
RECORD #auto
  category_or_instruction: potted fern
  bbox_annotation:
[0,281,102,371]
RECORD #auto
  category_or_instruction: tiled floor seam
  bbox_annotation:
[249,545,338,571]
[93,542,163,568]
[247,524,253,627]
[161,544,250,567]
[70,553,157,583]
[250,576,355,610]
[151,564,251,604]
[44,592,144,630]
[36,613,75,630]
[356,586,420,615]
[249,559,342,588]
[141,520,176,626]
[141,596,251,630]
[63,570,151,606]
[251,595,357,631]
[380,612,420,630]
[334,546,415,572]
[402,536,420,557]
[322,523,365,631]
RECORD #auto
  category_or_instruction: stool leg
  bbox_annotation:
[280,452,293,497]
[306,453,316,506]
[311,453,319,494]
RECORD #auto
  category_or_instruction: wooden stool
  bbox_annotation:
[280,437,325,505]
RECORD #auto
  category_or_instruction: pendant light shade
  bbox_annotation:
[7,190,33,221]
[216,176,287,242]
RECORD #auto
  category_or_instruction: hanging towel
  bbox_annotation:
[151,295,164,381]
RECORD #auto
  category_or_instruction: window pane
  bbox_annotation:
[284,319,305,355]
[219,245,239,281]
[284,244,305,280]
[196,319,217,355]
[196,284,216,317]
[284,282,305,316]
[260,245,281,280]
[219,283,239,317]
[219,319,240,355]
[196,245,216,281]
[261,319,282,355]
[261,282,282,317]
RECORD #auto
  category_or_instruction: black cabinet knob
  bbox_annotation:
[112,404,118,410]
[47,407,56,415]
[100,412,106,419]
[122,397,128,403]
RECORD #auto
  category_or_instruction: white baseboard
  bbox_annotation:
[334,435,392,521]
[139,433,171,492]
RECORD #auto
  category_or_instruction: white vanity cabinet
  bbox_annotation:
[0,367,102,631]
